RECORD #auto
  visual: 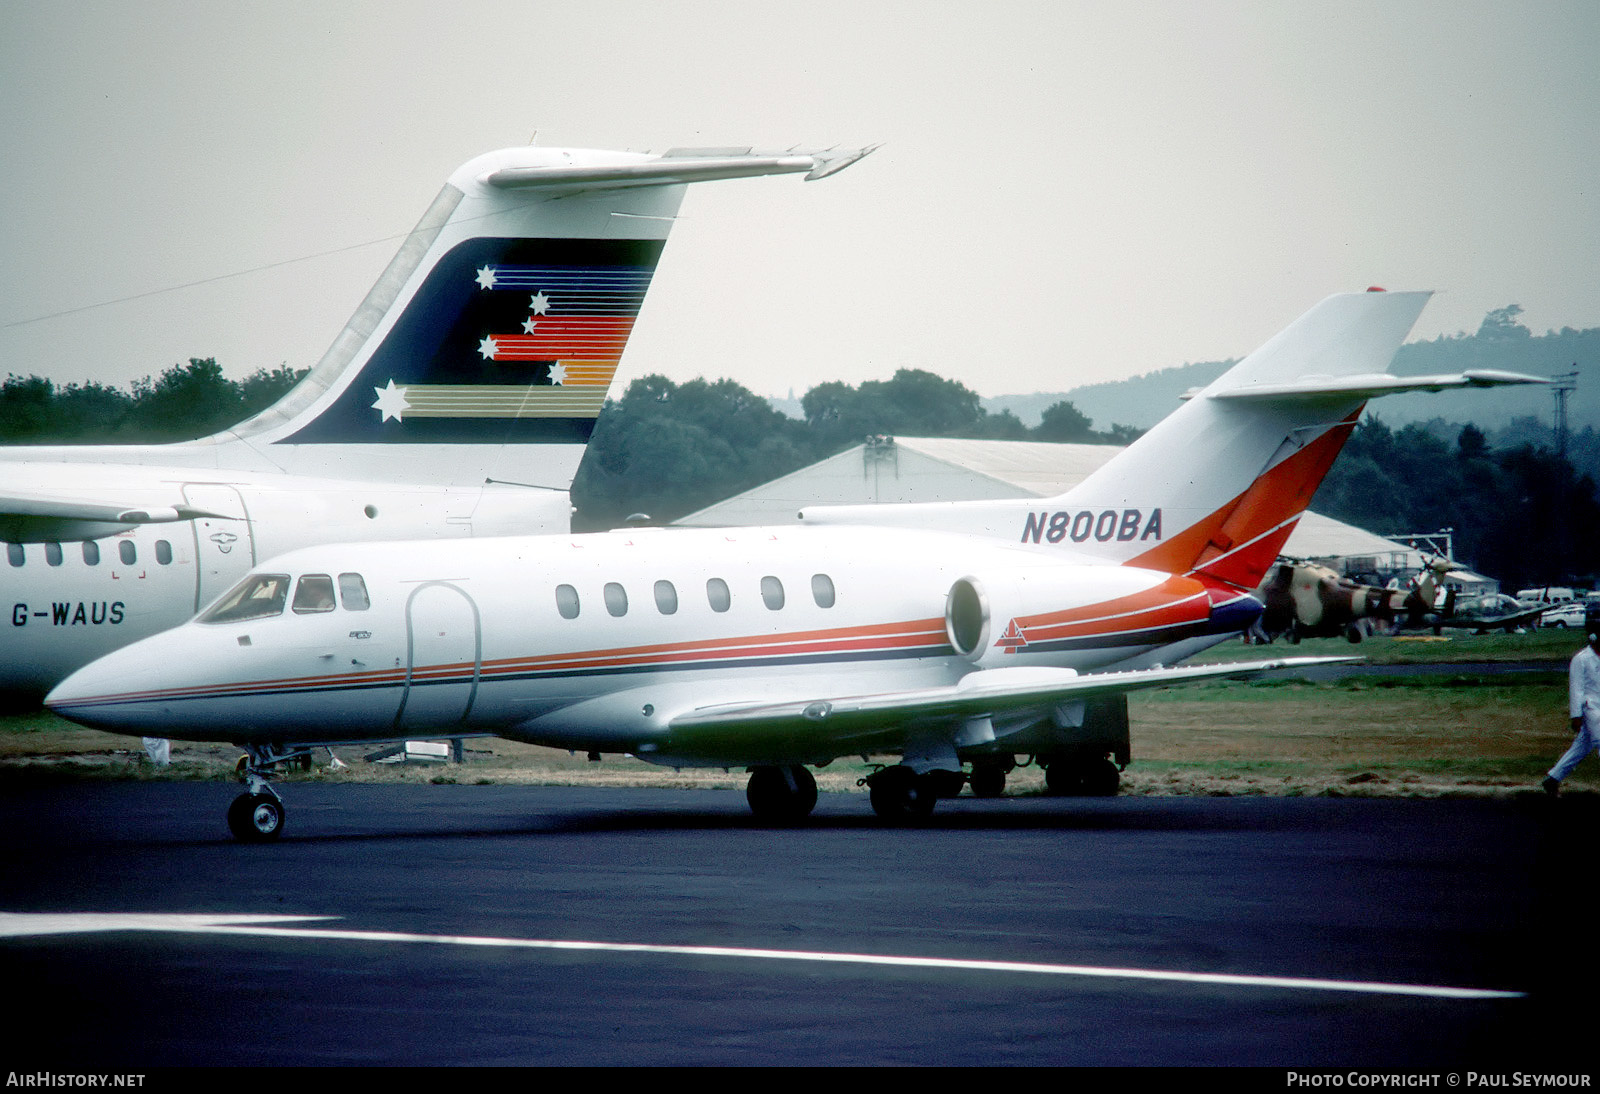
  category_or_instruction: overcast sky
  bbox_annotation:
[2,1,1596,403]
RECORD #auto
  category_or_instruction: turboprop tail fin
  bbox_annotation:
[211,145,875,485]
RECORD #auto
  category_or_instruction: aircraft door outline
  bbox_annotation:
[182,484,254,615]
[397,581,482,731]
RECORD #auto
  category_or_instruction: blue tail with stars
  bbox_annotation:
[202,143,874,488]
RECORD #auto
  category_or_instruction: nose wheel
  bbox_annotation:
[226,744,298,842]
[227,791,286,842]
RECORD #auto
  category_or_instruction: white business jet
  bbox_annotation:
[1,143,873,702]
[46,290,1544,838]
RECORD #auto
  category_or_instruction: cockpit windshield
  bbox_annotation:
[199,574,291,624]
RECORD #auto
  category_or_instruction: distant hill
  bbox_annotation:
[981,312,1600,434]
[983,360,1232,431]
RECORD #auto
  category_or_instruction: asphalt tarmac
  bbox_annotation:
[0,781,1592,1068]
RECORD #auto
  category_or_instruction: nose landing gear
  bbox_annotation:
[226,743,306,842]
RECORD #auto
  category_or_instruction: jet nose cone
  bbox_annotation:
[46,646,166,733]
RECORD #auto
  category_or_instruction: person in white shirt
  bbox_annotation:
[1545,618,1600,795]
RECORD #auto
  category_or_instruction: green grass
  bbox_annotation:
[1194,628,1579,665]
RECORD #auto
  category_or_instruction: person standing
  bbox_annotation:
[1544,611,1600,795]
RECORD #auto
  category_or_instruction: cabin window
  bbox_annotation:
[555,584,580,620]
[761,576,785,610]
[604,582,628,617]
[654,580,679,615]
[200,573,291,624]
[82,541,100,566]
[6,543,22,567]
[119,541,137,565]
[292,574,337,614]
[338,573,370,611]
[155,540,173,565]
[706,577,731,613]
[811,573,836,608]
[45,543,63,567]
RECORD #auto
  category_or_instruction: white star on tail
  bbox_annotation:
[475,266,497,289]
[529,291,551,314]
[478,335,498,359]
[372,379,411,422]
[548,363,567,385]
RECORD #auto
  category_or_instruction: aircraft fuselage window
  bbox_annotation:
[6,543,22,567]
[292,574,336,614]
[338,573,370,611]
[555,584,580,620]
[604,582,628,618]
[706,578,731,613]
[82,541,100,566]
[811,573,836,608]
[200,573,291,624]
[761,576,785,610]
[654,580,678,615]
[119,541,136,565]
[45,542,63,567]
[156,540,173,566]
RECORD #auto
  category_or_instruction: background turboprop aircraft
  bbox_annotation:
[45,290,1546,839]
[0,143,873,703]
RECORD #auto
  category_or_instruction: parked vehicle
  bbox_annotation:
[1541,602,1587,628]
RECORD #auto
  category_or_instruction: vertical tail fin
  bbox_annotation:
[213,145,874,486]
[1058,291,1433,587]
[801,290,1544,588]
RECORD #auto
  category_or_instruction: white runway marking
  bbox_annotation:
[0,912,1523,1000]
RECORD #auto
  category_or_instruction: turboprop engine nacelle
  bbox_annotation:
[943,565,1225,668]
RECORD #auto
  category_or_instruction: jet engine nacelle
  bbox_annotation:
[944,565,1210,668]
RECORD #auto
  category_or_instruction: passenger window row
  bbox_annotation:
[555,574,836,620]
[6,539,174,568]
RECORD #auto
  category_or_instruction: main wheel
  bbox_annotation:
[1045,757,1122,797]
[227,792,286,842]
[868,767,938,820]
[1080,757,1121,796]
[969,764,1007,798]
[746,765,818,822]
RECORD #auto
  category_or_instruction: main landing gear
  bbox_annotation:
[746,764,818,822]
[1043,754,1122,797]
[863,766,964,820]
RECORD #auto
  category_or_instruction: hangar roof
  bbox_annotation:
[676,436,1450,579]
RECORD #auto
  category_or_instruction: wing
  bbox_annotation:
[1443,605,1548,632]
[660,656,1354,762]
[0,489,226,543]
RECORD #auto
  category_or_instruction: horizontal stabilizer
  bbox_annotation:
[1205,368,1549,402]
[484,146,877,190]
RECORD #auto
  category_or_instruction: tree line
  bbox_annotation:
[570,370,1140,528]
[1311,418,1600,590]
[0,358,305,445]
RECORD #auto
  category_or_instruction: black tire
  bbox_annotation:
[869,767,938,820]
[1046,757,1121,797]
[1081,757,1121,797]
[746,765,817,822]
[969,764,1007,798]
[227,792,286,842]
